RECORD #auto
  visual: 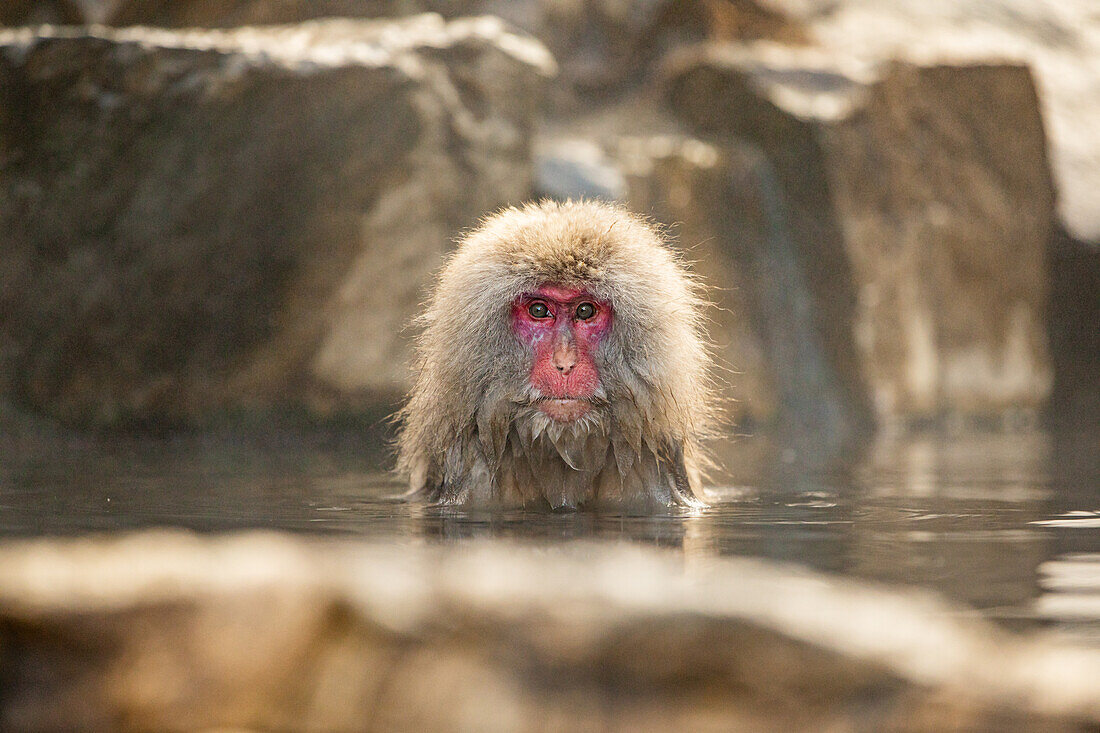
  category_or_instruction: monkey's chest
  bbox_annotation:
[495,427,613,510]
[496,425,678,510]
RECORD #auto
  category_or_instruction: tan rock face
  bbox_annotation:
[824,63,1054,422]
[666,51,1054,429]
[618,135,779,429]
[0,17,552,427]
[767,0,1100,245]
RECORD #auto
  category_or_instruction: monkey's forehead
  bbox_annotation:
[523,284,598,302]
[506,252,607,283]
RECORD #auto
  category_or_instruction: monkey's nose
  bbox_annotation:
[552,344,577,375]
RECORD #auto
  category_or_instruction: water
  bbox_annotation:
[1,424,1098,643]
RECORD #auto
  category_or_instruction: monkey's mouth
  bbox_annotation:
[535,397,593,423]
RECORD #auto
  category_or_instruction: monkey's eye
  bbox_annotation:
[575,302,597,320]
[528,302,551,319]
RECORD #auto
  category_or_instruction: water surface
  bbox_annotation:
[1,424,1097,643]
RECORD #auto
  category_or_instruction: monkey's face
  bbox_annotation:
[511,284,612,424]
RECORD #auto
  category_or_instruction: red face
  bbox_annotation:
[511,284,612,422]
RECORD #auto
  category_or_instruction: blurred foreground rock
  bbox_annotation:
[1,533,1100,731]
[0,17,552,427]
[666,53,1055,430]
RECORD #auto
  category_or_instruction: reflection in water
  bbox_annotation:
[1,427,1098,643]
[413,505,703,549]
[848,433,1053,621]
[1038,552,1100,639]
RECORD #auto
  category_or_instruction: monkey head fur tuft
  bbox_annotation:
[395,199,719,509]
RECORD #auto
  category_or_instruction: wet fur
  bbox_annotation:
[395,200,717,509]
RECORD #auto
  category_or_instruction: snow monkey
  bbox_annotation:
[396,200,717,509]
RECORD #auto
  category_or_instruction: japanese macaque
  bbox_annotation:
[396,200,717,509]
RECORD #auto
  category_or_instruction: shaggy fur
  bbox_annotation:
[395,200,717,509]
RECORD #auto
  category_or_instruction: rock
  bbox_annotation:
[0,1,805,101]
[666,50,1055,429]
[766,0,1100,247]
[0,1,422,27]
[533,0,703,95]
[1,532,1100,730]
[0,16,554,427]
[1047,227,1100,428]
[616,129,881,454]
[534,137,627,201]
[616,134,780,432]
[529,0,806,100]
[705,0,808,45]
[0,1,536,31]
[140,0,536,28]
[0,0,80,26]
